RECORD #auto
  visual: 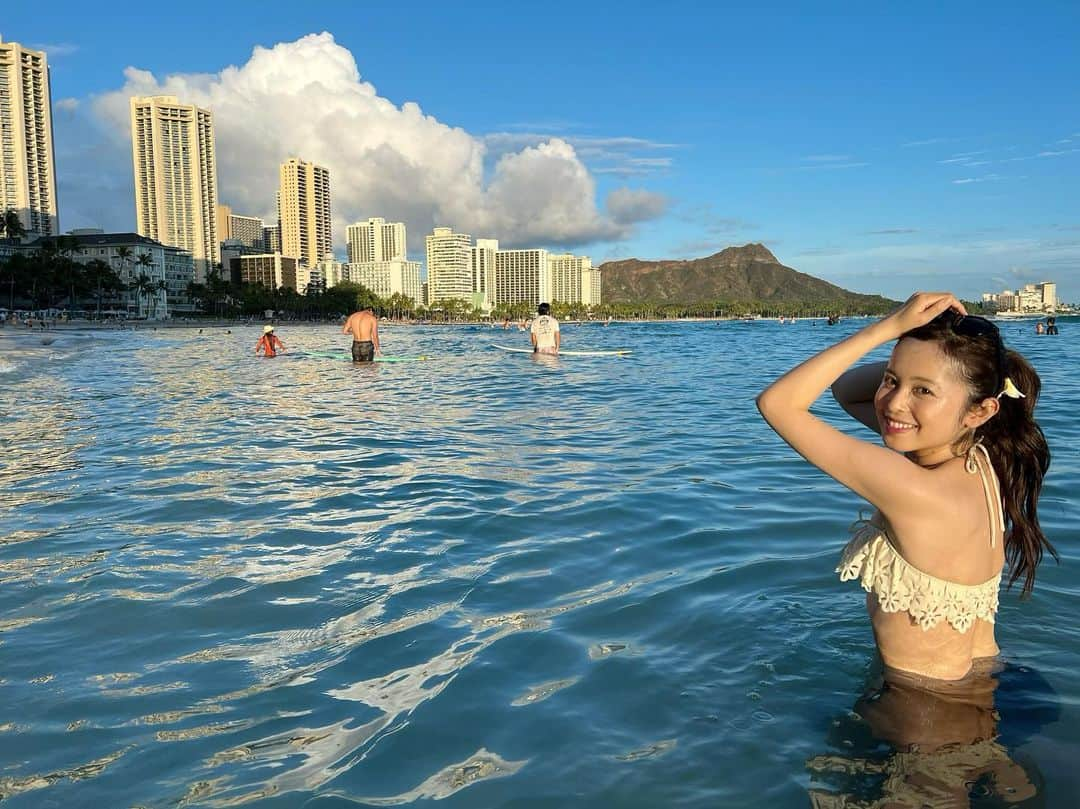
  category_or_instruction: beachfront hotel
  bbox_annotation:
[278,158,331,270]
[130,95,220,283]
[229,253,297,291]
[471,239,497,310]
[0,37,58,237]
[346,217,406,264]
[347,259,422,303]
[425,226,473,303]
[549,253,601,305]
[295,263,324,295]
[317,256,346,288]
[494,248,551,307]
[216,204,264,250]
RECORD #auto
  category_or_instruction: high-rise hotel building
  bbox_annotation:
[130,95,219,282]
[216,204,264,249]
[495,248,551,306]
[425,226,473,303]
[0,37,58,236]
[470,239,498,309]
[279,158,331,269]
[347,217,406,264]
[549,253,601,305]
[348,260,422,304]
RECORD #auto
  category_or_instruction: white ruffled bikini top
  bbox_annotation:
[836,444,1005,634]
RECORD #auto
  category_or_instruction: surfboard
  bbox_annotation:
[301,350,429,362]
[490,344,632,357]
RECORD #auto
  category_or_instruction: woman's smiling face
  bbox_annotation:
[874,338,977,466]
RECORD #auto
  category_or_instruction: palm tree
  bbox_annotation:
[135,253,156,316]
[134,273,154,318]
[0,209,27,240]
[114,246,134,316]
[1,252,31,308]
[84,259,114,319]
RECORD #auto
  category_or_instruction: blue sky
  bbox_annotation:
[5,1,1079,300]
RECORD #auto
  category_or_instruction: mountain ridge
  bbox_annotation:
[598,243,893,308]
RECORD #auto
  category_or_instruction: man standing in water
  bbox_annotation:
[343,306,381,362]
[530,302,560,355]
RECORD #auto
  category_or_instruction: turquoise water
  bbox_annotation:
[0,319,1076,807]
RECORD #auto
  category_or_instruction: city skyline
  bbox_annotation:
[3,3,1079,300]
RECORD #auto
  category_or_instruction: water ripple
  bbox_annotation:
[1,322,1077,806]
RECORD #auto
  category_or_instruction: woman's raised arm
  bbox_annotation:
[831,361,887,434]
[756,293,963,513]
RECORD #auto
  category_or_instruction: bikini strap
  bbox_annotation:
[965,442,1005,548]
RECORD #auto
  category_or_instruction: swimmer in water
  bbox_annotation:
[254,325,285,358]
[758,292,1052,682]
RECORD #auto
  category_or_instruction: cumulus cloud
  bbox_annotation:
[55,98,79,112]
[605,188,669,225]
[86,32,664,252]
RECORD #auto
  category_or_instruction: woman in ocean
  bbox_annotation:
[757,291,1053,683]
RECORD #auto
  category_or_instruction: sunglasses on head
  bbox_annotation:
[946,312,999,339]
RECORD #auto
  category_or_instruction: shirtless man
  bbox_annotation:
[343,306,380,362]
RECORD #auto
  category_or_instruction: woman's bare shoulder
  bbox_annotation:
[885,459,1000,574]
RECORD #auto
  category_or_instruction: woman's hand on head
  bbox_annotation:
[883,292,966,338]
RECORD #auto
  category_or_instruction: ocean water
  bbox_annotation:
[0,319,1076,808]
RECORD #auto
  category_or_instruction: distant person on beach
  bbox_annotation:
[530,302,560,355]
[343,306,380,362]
[758,292,1052,683]
[1046,317,1059,335]
[254,325,285,358]
[1035,321,1045,335]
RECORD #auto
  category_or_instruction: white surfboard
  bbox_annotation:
[490,344,632,357]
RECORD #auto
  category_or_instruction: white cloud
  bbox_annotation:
[32,43,79,57]
[902,137,959,148]
[605,188,669,225]
[795,161,869,171]
[55,98,80,112]
[88,33,664,251]
[952,174,1005,184]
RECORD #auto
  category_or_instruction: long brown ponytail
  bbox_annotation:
[977,349,1054,595]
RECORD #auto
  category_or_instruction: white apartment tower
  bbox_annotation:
[348,260,422,303]
[471,238,498,308]
[279,158,331,268]
[130,95,219,282]
[495,248,551,306]
[0,37,58,236]
[347,217,406,264]
[582,264,602,306]
[318,256,346,288]
[1039,281,1057,311]
[548,253,601,305]
[425,226,473,303]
